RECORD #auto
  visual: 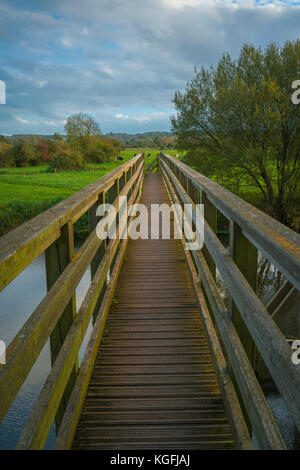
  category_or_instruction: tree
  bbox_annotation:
[171,40,300,224]
[0,138,13,167]
[64,113,101,152]
[53,132,64,141]
[35,139,50,163]
[9,141,37,167]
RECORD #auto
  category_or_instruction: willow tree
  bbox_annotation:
[171,40,300,224]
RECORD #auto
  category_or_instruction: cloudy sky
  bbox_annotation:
[0,0,299,135]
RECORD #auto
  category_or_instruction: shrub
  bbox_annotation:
[87,140,120,163]
[49,148,85,170]
[9,141,38,167]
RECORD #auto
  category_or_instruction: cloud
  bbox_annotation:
[15,117,36,125]
[0,0,300,134]
[133,111,169,123]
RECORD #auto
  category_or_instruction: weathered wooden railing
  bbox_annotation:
[0,154,144,449]
[159,152,300,450]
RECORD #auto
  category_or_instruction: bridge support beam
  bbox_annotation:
[45,222,77,432]
[229,221,257,365]
[229,220,257,432]
[201,191,217,280]
[89,192,106,323]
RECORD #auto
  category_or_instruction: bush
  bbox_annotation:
[35,139,51,163]
[49,148,85,170]
[9,141,38,167]
[86,141,114,163]
[0,141,14,167]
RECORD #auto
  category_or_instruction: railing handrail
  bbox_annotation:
[161,152,300,290]
[0,154,143,292]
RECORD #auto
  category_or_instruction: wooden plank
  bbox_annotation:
[70,173,235,450]
[80,397,224,409]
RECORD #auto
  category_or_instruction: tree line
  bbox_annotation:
[0,126,176,171]
[105,132,175,149]
[0,113,125,170]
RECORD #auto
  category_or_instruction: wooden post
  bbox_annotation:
[229,220,257,433]
[201,191,217,279]
[89,192,106,322]
[45,222,77,431]
[229,221,257,364]
[107,177,120,268]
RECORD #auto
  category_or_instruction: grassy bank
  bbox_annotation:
[0,149,180,237]
[183,155,300,232]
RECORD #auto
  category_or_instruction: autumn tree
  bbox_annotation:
[171,40,300,224]
[9,141,37,167]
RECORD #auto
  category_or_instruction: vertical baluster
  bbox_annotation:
[107,177,120,269]
[229,221,257,433]
[201,191,217,279]
[229,221,257,365]
[89,192,106,322]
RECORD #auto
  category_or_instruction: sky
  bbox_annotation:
[0,0,300,135]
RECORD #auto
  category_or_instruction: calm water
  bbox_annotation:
[0,241,298,449]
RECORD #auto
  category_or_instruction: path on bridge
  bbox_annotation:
[72,172,234,450]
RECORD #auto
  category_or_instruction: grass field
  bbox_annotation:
[0,149,182,236]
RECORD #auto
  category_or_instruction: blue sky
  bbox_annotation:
[0,0,300,135]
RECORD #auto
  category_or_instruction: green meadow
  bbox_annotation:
[0,149,182,236]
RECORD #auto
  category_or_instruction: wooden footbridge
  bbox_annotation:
[0,153,299,450]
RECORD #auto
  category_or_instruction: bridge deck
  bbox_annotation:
[72,173,235,450]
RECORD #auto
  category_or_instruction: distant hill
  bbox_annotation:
[9,134,56,142]
[104,131,175,148]
[6,131,176,149]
